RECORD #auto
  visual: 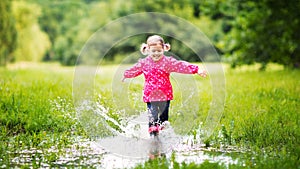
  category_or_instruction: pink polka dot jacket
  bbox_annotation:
[124,55,199,102]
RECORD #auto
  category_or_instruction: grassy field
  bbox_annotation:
[0,62,299,168]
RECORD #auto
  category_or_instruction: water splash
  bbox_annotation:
[92,103,181,159]
[77,101,240,168]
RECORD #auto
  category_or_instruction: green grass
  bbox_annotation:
[0,64,74,134]
[0,62,299,168]
[0,63,84,168]
[224,69,300,148]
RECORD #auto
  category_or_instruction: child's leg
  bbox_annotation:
[147,102,159,127]
[158,100,170,124]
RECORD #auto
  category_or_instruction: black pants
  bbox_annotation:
[147,100,170,127]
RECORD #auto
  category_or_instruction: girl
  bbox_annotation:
[123,35,207,136]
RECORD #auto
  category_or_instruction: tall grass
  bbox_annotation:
[0,63,299,168]
[223,69,299,148]
[0,63,83,167]
[0,65,74,134]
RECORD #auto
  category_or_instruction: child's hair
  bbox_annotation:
[140,35,171,55]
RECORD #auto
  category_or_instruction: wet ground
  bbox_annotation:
[5,112,241,168]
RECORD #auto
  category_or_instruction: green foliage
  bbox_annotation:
[204,0,300,69]
[12,1,51,62]
[0,0,17,66]
[3,0,300,68]
[34,0,225,65]
[109,0,221,63]
[37,1,90,65]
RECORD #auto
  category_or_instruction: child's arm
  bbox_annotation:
[168,57,207,77]
[168,57,198,74]
[123,59,143,81]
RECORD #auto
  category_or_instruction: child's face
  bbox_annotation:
[149,45,164,62]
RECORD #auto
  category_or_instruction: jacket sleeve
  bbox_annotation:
[168,57,199,74]
[124,59,144,78]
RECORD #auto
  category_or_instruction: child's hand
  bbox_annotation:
[197,69,207,78]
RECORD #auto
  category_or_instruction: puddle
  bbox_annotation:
[4,106,241,168]
[4,131,239,169]
[91,110,240,168]
[96,111,180,157]
[5,138,105,168]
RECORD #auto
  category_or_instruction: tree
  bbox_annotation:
[32,0,225,65]
[203,0,300,69]
[36,1,88,65]
[0,0,17,66]
[12,1,51,62]
[105,0,218,63]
